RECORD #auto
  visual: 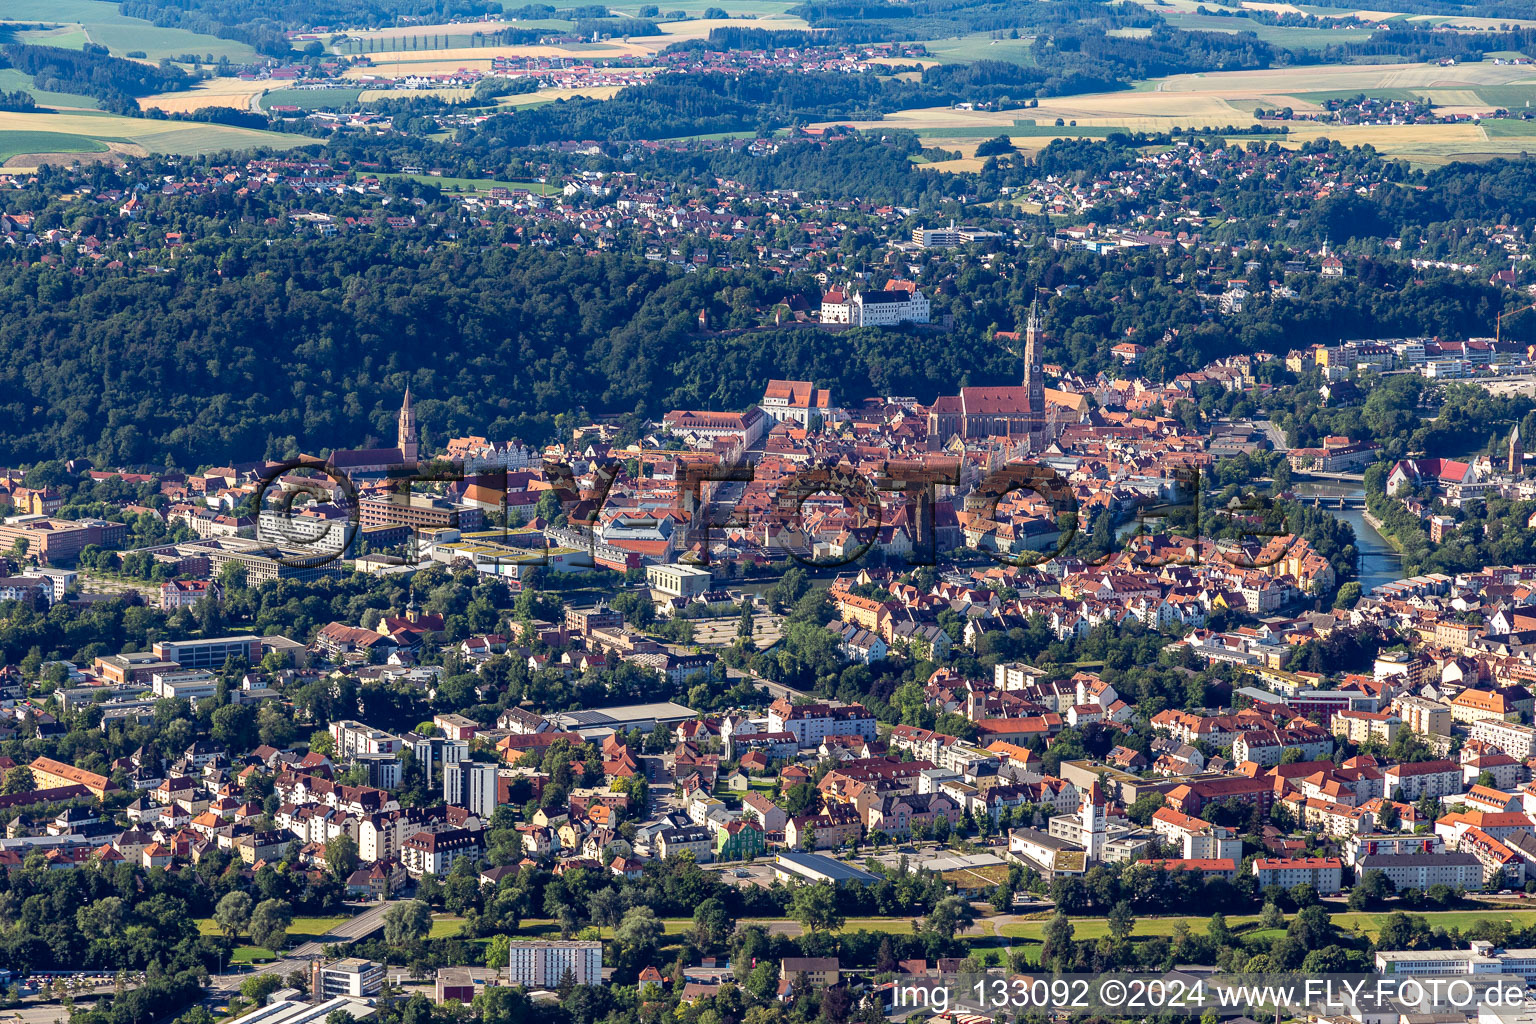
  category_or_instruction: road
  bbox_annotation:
[208,902,396,992]
[1254,418,1289,452]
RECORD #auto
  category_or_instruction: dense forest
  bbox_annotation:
[0,42,191,114]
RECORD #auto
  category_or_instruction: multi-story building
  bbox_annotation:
[655,825,714,862]
[659,408,768,448]
[313,959,383,999]
[160,579,220,611]
[153,635,263,670]
[1252,856,1343,894]
[443,760,499,817]
[331,720,404,758]
[29,756,113,798]
[151,670,218,703]
[767,699,877,747]
[645,563,713,599]
[1469,719,1536,759]
[358,494,483,533]
[400,827,482,877]
[1393,695,1452,738]
[1357,852,1483,891]
[0,516,125,565]
[1383,759,1463,801]
[507,940,603,988]
[1331,709,1402,746]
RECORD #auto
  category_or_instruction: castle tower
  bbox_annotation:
[1511,424,1524,476]
[1023,298,1046,449]
[1080,780,1106,862]
[398,386,419,464]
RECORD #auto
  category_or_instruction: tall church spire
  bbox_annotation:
[1023,298,1045,449]
[398,386,419,463]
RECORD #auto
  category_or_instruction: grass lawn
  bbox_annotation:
[0,129,109,161]
[429,915,467,939]
[998,907,1536,943]
[196,915,351,939]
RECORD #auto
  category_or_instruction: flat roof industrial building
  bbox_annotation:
[773,852,880,886]
[546,701,697,739]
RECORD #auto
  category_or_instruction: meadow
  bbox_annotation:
[0,68,100,110]
[0,109,302,170]
[0,0,260,61]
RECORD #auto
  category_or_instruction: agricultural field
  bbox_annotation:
[259,88,365,111]
[918,33,1039,65]
[0,0,260,62]
[0,68,99,110]
[1154,11,1378,47]
[137,77,272,115]
[0,109,302,170]
[810,61,1536,165]
[338,13,810,68]
[0,129,109,163]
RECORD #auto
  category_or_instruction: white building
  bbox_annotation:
[507,940,603,988]
[646,563,713,599]
[850,287,930,327]
[443,760,499,817]
[315,958,383,999]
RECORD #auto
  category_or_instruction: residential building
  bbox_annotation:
[507,940,603,988]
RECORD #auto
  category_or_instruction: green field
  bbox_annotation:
[374,172,560,194]
[0,110,306,164]
[429,915,467,939]
[606,0,801,13]
[0,69,100,110]
[997,907,1536,942]
[1162,13,1376,48]
[1481,119,1536,137]
[1292,88,1439,104]
[0,0,260,61]
[1475,85,1536,109]
[0,130,109,161]
[261,88,365,111]
[196,914,351,939]
[15,25,90,50]
[919,33,1039,65]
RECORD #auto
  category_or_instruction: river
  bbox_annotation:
[1290,480,1405,593]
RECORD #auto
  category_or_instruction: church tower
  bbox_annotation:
[1511,424,1524,476]
[1023,298,1046,449]
[398,387,419,464]
[1080,780,1106,862]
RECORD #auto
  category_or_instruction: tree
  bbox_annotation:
[484,934,511,971]
[1258,902,1284,930]
[2,766,35,794]
[923,895,977,941]
[1288,904,1332,948]
[1107,900,1135,942]
[693,897,733,953]
[615,905,664,968]
[384,899,432,946]
[214,890,253,939]
[249,898,292,952]
[789,882,844,934]
[1041,912,1075,970]
[325,835,360,881]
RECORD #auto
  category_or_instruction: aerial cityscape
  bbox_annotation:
[10,3,1536,1024]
